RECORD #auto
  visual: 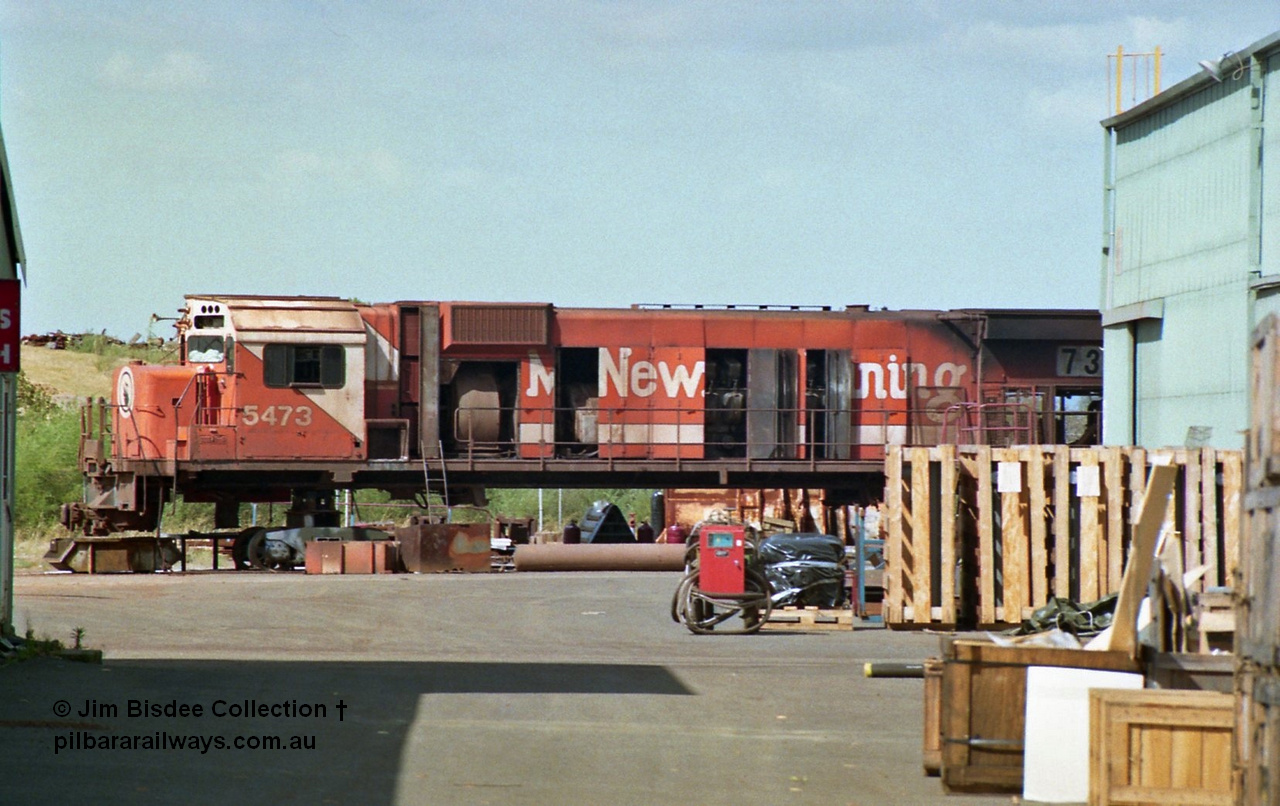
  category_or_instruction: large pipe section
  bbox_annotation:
[514,543,686,572]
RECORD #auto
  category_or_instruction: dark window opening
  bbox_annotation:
[555,348,599,457]
[264,344,346,389]
[705,349,748,459]
[187,335,226,364]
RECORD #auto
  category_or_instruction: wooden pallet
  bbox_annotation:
[762,606,853,630]
[883,444,1243,630]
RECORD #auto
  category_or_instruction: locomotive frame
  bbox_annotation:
[62,295,1102,538]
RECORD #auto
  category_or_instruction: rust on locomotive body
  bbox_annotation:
[62,296,1102,536]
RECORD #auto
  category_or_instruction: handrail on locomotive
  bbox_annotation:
[80,395,1099,467]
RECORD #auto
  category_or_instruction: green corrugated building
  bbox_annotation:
[1101,31,1280,449]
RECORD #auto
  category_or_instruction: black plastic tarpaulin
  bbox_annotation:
[757,533,846,608]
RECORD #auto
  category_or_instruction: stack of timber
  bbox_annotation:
[884,444,1242,629]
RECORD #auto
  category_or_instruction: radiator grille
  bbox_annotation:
[448,304,550,345]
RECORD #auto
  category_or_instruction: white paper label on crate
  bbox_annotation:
[997,462,1022,493]
[1076,465,1101,497]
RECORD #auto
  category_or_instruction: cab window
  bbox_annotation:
[263,344,345,389]
[187,335,226,363]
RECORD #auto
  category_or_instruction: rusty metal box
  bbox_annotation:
[305,541,344,575]
[372,541,399,573]
[396,521,490,573]
[343,542,374,574]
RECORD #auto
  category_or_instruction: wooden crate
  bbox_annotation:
[1193,591,1235,654]
[884,444,1242,629]
[1236,662,1280,806]
[939,640,1140,793]
[922,657,943,776]
[1240,315,1280,805]
[1241,485,1280,667]
[1089,688,1233,805]
[1145,652,1235,693]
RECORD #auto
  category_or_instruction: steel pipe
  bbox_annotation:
[513,543,686,572]
[863,662,925,679]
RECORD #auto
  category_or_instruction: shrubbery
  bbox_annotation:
[16,372,80,534]
[485,488,658,532]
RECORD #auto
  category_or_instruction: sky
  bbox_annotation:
[0,2,1277,339]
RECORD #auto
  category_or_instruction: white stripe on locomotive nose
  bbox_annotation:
[240,343,366,442]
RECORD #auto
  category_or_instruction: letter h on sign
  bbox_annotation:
[0,280,17,373]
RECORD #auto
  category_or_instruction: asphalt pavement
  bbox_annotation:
[2,570,1015,806]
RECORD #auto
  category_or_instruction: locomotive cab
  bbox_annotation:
[111,296,369,470]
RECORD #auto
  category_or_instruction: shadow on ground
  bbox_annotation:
[1,657,691,805]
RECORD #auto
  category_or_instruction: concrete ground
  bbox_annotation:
[3,570,1015,806]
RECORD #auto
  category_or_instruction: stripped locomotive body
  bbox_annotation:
[61,296,1102,564]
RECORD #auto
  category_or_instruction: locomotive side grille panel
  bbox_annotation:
[447,304,550,346]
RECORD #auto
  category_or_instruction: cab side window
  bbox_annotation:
[263,345,345,389]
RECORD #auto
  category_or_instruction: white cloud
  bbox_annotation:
[262,148,407,194]
[363,149,404,187]
[270,149,326,178]
[940,14,1194,76]
[1026,82,1110,137]
[99,50,213,92]
[1126,16,1193,55]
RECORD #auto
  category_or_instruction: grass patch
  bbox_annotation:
[14,531,53,571]
[16,405,80,536]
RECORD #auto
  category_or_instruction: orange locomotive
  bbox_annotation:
[61,295,1101,564]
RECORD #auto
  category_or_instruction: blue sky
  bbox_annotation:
[1,2,1276,338]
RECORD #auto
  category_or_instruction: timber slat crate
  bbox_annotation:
[922,657,943,776]
[939,639,1140,794]
[1239,315,1280,806]
[1234,663,1280,804]
[884,444,1242,629]
[1088,688,1233,806]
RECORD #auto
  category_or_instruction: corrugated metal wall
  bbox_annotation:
[1264,52,1280,281]
[1104,47,1277,449]
[1255,51,1280,334]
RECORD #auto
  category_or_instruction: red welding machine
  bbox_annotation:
[698,525,746,595]
[671,523,772,634]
